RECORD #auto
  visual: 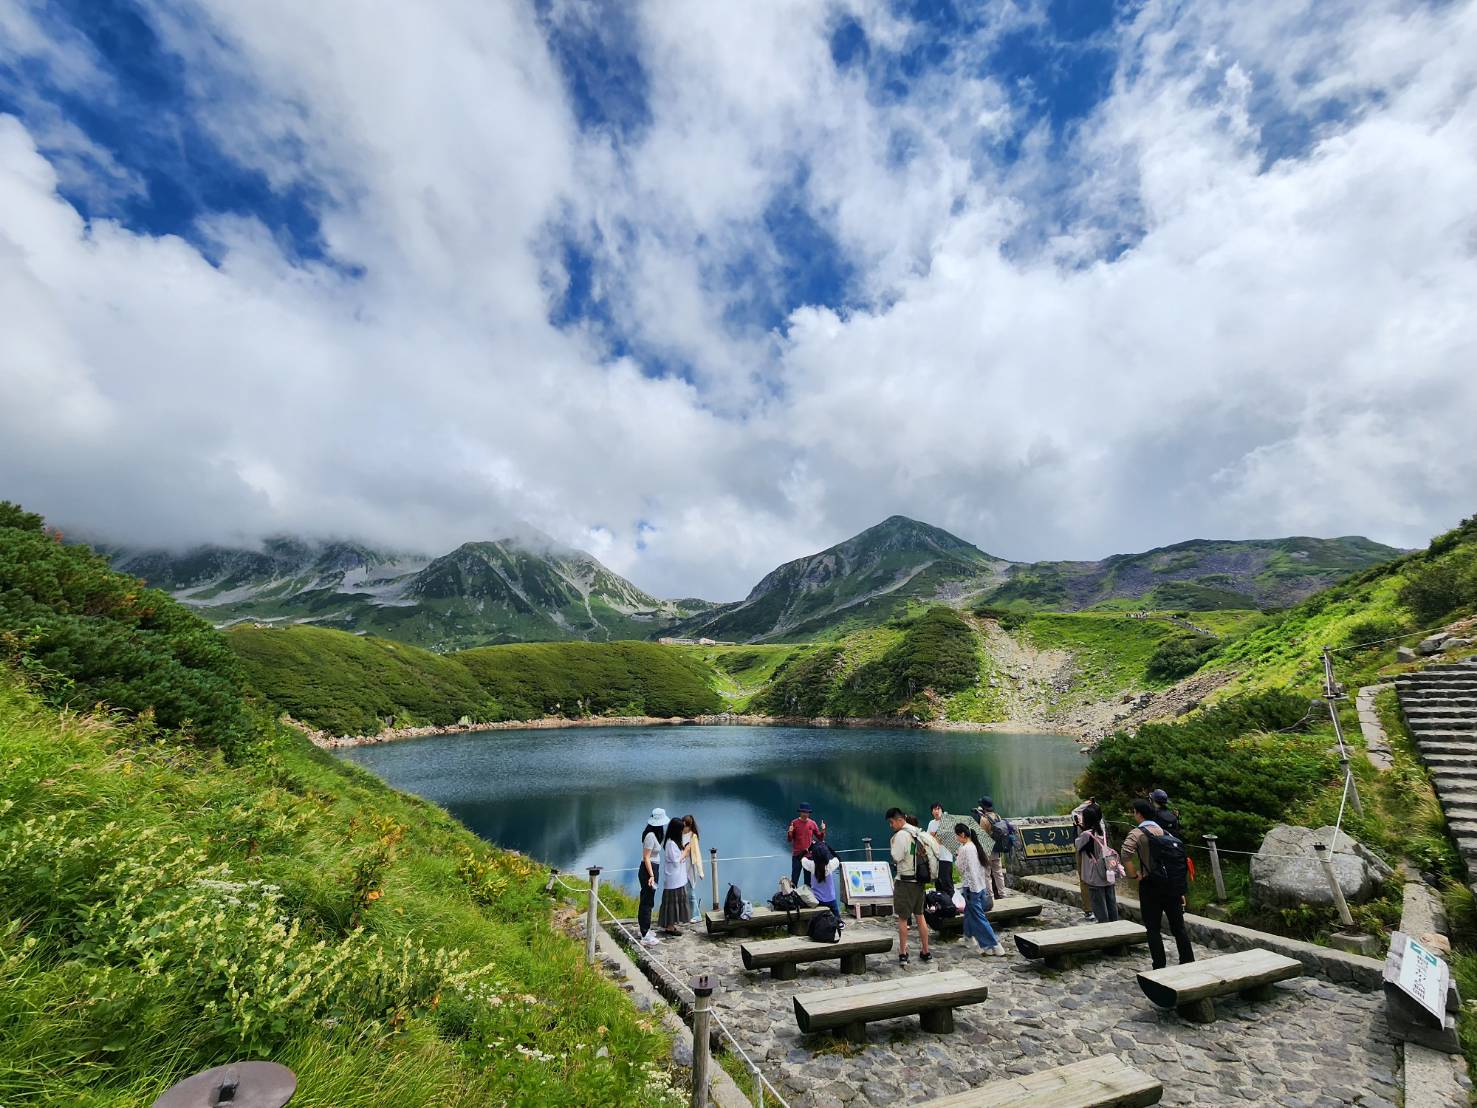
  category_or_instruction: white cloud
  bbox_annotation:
[0,0,1474,599]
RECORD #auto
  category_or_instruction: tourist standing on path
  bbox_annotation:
[1074,803,1122,923]
[953,823,1006,956]
[974,797,1009,899]
[682,814,704,924]
[1150,789,1183,837]
[638,807,667,946]
[887,807,933,965]
[802,839,843,919]
[1071,795,1098,920]
[926,802,956,897]
[787,803,823,887]
[658,816,691,936]
[1122,798,1194,969]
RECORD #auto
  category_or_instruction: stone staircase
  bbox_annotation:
[1396,659,1477,887]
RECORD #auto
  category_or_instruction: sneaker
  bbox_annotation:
[989,944,1007,957]
[690,916,702,924]
[640,934,662,947]
[1082,912,1096,922]
[898,952,909,965]
[920,950,933,963]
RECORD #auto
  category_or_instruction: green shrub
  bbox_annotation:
[1397,546,1477,625]
[0,503,253,753]
[1144,632,1218,681]
[1079,691,1334,853]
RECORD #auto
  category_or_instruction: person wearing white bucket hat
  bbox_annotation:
[638,807,668,945]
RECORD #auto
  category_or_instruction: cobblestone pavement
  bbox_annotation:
[634,899,1401,1107]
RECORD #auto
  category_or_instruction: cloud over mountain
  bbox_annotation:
[1,0,1474,599]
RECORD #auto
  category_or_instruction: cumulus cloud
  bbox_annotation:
[0,0,1474,598]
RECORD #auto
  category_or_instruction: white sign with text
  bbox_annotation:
[1398,935,1450,1022]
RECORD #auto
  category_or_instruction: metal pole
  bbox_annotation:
[1313,842,1355,927]
[710,848,719,911]
[690,974,715,1108]
[1204,835,1227,902]
[1322,646,1363,817]
[585,867,601,964]
[752,1060,764,1108]
[863,836,873,862]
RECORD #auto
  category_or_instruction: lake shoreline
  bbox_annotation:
[296,712,1086,750]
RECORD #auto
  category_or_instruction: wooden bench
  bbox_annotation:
[740,932,894,980]
[792,969,988,1042]
[1137,947,1303,1023]
[931,895,1046,935]
[1014,920,1148,969]
[703,906,828,938]
[916,1055,1162,1107]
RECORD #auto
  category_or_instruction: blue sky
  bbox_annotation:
[1,0,1474,597]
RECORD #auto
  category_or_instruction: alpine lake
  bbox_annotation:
[338,724,1086,899]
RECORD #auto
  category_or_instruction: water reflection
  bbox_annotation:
[339,725,1085,896]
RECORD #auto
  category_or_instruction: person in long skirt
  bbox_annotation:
[638,807,667,946]
[953,823,1006,957]
[682,813,704,924]
[658,816,690,936]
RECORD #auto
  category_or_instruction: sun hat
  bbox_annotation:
[649,807,668,824]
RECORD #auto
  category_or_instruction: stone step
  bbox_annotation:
[1447,820,1477,837]
[1404,703,1477,712]
[1432,766,1477,781]
[1408,718,1477,731]
[1416,737,1477,751]
[1424,755,1477,768]
[1401,697,1477,708]
[1412,727,1477,739]
[1399,675,1477,685]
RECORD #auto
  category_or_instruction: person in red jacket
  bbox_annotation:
[787,803,824,886]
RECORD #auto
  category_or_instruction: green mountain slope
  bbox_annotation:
[106,533,710,650]
[672,516,1012,642]
[228,625,723,735]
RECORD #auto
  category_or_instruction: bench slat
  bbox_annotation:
[793,969,989,1033]
[932,896,1047,931]
[917,1055,1163,1107]
[1137,947,1302,1009]
[740,933,893,970]
[1015,920,1148,959]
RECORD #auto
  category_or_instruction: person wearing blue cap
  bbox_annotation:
[787,802,824,887]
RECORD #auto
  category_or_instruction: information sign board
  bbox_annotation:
[1398,935,1450,1023]
[1019,820,1076,859]
[840,861,894,903]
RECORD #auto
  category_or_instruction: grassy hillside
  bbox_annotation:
[229,626,495,736]
[455,641,723,721]
[0,502,680,1105]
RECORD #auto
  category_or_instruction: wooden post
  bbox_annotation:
[751,1060,764,1108]
[1339,757,1364,818]
[863,836,873,862]
[544,867,559,895]
[1313,842,1355,927]
[1323,646,1363,817]
[690,974,715,1108]
[1204,835,1227,902]
[585,867,601,964]
[709,847,719,911]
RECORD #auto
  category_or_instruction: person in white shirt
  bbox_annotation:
[682,814,705,924]
[657,816,691,936]
[638,807,667,946]
[953,823,1006,956]
[926,802,955,896]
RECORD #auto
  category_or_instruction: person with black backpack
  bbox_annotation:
[1122,797,1194,971]
[801,839,843,920]
[887,808,935,965]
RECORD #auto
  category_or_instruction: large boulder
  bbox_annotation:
[1250,824,1394,909]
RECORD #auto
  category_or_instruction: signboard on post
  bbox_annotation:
[1398,935,1450,1023]
[1019,819,1076,859]
[840,861,894,920]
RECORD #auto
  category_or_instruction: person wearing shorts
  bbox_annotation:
[887,807,932,965]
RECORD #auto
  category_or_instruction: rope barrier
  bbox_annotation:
[1328,621,1460,655]
[711,1009,792,1107]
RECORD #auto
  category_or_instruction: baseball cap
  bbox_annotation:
[798,802,813,813]
[977,796,994,810]
[1150,790,1169,805]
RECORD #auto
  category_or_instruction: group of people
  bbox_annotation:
[635,785,1196,975]
[636,808,706,946]
[1072,788,1194,971]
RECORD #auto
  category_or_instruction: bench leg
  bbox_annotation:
[770,963,799,982]
[919,1007,955,1034]
[1043,954,1074,971]
[1239,983,1276,1002]
[839,953,866,975]
[788,921,806,936]
[1177,999,1216,1023]
[734,927,750,939]
[841,1020,867,1044]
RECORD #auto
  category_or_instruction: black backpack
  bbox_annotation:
[723,884,744,921]
[909,829,935,883]
[923,889,957,919]
[807,912,840,943]
[771,890,803,913]
[1144,824,1190,893]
